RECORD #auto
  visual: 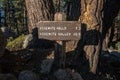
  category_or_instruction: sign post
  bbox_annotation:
[37,12,81,69]
[54,12,66,69]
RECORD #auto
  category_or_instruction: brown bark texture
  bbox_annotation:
[25,0,55,33]
[78,0,120,74]
[79,0,104,74]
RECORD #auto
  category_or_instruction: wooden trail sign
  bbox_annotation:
[37,12,81,69]
[37,21,81,40]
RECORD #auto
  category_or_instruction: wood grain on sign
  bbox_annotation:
[37,21,81,40]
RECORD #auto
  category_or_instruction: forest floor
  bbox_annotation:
[0,47,120,80]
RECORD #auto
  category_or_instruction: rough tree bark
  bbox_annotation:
[78,0,104,74]
[25,0,55,33]
[78,0,120,74]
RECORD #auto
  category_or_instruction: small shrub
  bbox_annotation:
[115,41,120,50]
[6,34,25,51]
[7,37,14,42]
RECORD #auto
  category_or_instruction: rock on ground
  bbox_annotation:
[23,34,33,49]
[18,70,39,80]
[40,59,54,74]
[54,69,84,80]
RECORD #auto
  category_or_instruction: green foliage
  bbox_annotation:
[6,34,25,51]
[1,0,28,35]
[7,37,14,42]
[115,41,120,50]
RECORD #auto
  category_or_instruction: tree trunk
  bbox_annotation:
[79,0,104,74]
[25,0,55,33]
[102,27,112,50]
[78,0,120,74]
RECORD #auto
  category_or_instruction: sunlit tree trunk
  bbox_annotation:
[79,0,104,74]
[78,0,120,74]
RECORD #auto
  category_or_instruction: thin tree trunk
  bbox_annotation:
[102,27,112,50]
[25,0,55,33]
